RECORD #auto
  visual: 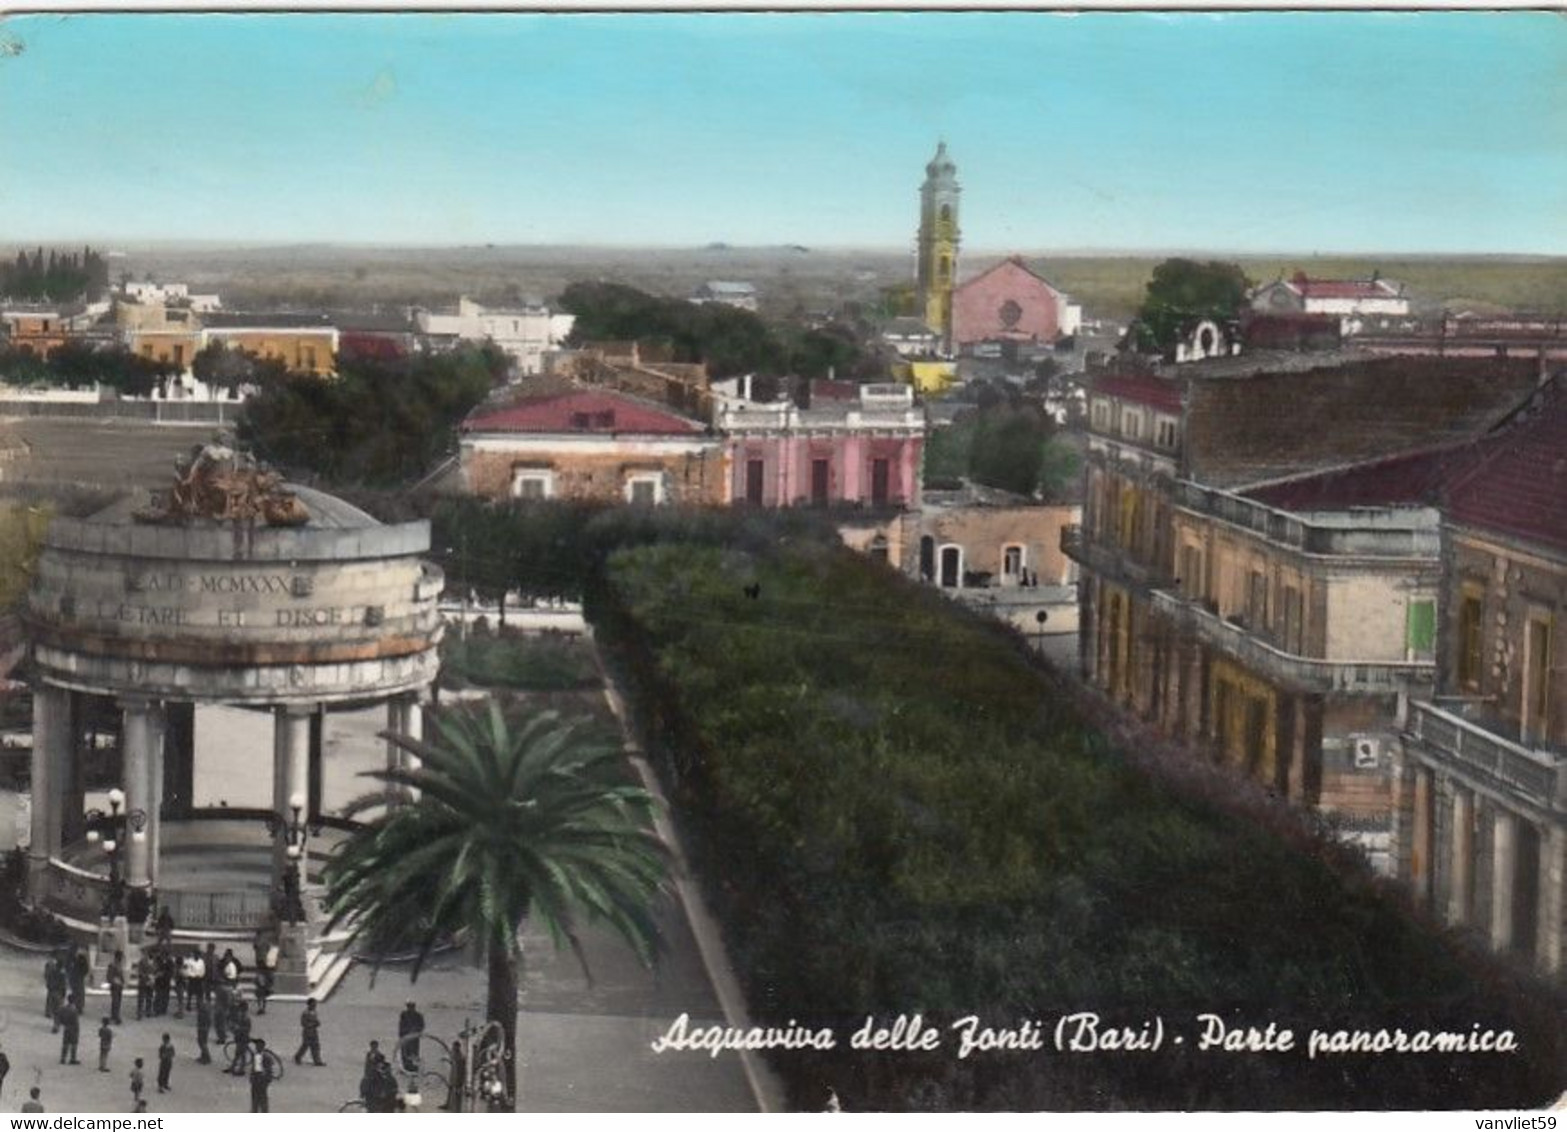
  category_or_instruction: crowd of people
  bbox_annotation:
[27,931,446,1114]
[32,929,314,1113]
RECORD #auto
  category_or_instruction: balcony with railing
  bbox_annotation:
[1172,480,1440,559]
[1150,588,1436,695]
[1061,525,1172,593]
[1404,699,1565,813]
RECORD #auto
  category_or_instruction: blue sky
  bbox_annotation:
[1,11,1563,254]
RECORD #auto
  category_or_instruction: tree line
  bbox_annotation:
[560,281,886,381]
[1,247,111,303]
[237,342,508,486]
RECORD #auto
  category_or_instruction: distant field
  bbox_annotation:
[31,243,1567,323]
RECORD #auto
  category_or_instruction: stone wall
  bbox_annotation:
[461,444,725,506]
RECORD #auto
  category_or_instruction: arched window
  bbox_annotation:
[939,204,951,222]
[939,544,963,588]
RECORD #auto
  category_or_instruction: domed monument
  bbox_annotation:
[23,446,443,992]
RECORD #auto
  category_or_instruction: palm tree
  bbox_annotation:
[323,702,668,1110]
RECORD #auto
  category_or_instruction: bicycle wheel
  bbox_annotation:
[337,1100,367,1113]
[261,1049,285,1082]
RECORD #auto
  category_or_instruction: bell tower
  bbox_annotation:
[916,141,961,354]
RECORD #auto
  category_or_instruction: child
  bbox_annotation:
[129,1057,146,1112]
[97,1017,113,1072]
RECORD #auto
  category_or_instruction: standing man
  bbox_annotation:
[202,942,219,1004]
[58,996,81,1065]
[156,1034,174,1094]
[153,948,173,1017]
[134,952,154,1021]
[194,995,213,1065]
[248,1040,276,1113]
[398,1001,425,1073]
[219,948,242,991]
[97,1016,113,1072]
[227,1001,251,1076]
[0,1039,10,1102]
[68,948,88,1011]
[212,980,231,1045]
[43,954,63,1028]
[21,1086,44,1112]
[294,998,324,1067]
[106,951,125,1026]
[129,1058,146,1113]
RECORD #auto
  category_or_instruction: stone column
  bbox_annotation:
[271,705,314,996]
[1447,787,1474,928]
[1490,809,1517,953]
[272,705,312,885]
[59,692,84,849]
[385,693,424,803]
[119,698,156,890]
[28,684,68,887]
[146,704,165,888]
[1538,823,1564,978]
[403,695,423,796]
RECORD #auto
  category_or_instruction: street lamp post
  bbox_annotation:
[398,1020,511,1113]
[263,792,315,924]
[84,787,147,921]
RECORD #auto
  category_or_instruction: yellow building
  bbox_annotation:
[893,358,957,395]
[200,315,339,377]
[915,142,960,355]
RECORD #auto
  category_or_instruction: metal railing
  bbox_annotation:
[1065,531,1172,593]
[160,888,276,931]
[1150,588,1436,695]
[1405,700,1564,812]
[1171,480,1439,558]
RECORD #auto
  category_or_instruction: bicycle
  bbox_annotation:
[219,1040,285,1082]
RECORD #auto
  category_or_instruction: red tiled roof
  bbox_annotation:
[1445,382,1567,555]
[1291,276,1398,301]
[1245,375,1567,556]
[463,389,705,435]
[1092,373,1183,413]
[1244,444,1478,510]
[338,331,406,361]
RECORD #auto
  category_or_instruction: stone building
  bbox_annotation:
[199,313,339,377]
[416,296,574,377]
[1395,377,1567,976]
[1,305,73,359]
[1068,354,1547,865]
[458,388,723,505]
[1250,272,1413,337]
[713,380,924,508]
[951,256,1082,350]
[915,482,1080,640]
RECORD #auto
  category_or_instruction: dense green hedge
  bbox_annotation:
[598,539,1564,1111]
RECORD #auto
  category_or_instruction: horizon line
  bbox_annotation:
[2,239,1562,262]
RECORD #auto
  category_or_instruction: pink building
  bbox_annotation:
[714,381,925,508]
[951,256,1081,347]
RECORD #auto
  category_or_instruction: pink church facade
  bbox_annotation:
[715,383,925,509]
[951,256,1081,346]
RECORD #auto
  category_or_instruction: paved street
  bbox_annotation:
[0,888,756,1113]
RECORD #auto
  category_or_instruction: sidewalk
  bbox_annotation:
[0,891,755,1113]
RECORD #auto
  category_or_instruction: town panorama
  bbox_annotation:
[0,9,1563,1118]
